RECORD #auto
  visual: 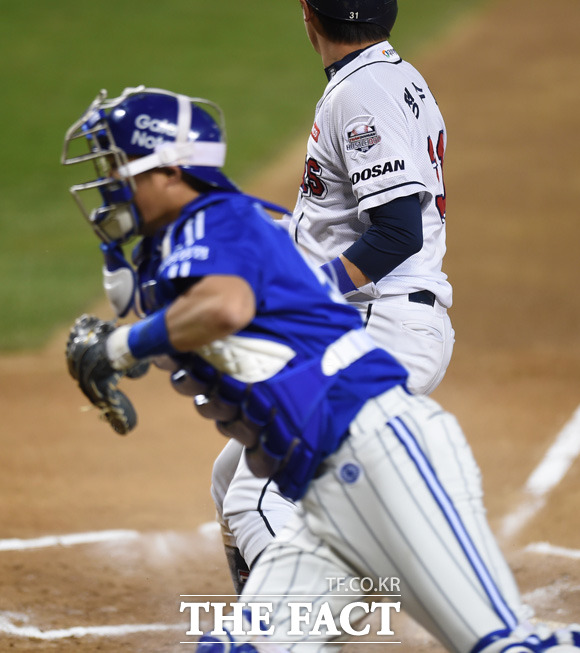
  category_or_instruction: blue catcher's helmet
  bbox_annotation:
[62,86,237,244]
[306,0,398,32]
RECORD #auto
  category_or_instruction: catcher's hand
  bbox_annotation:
[66,314,147,434]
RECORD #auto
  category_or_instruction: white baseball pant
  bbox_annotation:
[239,386,525,653]
[352,293,455,396]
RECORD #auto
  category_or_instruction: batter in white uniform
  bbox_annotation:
[213,0,455,592]
[292,15,454,396]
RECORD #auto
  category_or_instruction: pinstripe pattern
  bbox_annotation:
[388,415,518,629]
[339,417,480,649]
[363,303,373,327]
[237,388,524,653]
[430,413,515,604]
[243,535,357,650]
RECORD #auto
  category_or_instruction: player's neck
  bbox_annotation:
[319,39,379,69]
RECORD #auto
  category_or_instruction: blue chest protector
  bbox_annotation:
[132,191,408,500]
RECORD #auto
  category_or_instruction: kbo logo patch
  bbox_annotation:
[345,118,381,153]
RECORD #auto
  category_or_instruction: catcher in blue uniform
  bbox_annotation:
[62,87,580,653]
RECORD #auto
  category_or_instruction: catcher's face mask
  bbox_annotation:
[61,86,231,245]
[61,92,142,244]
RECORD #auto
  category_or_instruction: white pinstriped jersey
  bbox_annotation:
[291,41,452,308]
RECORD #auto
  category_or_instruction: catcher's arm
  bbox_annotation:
[66,277,256,434]
[66,314,149,435]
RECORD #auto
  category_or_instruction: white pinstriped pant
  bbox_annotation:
[239,386,525,653]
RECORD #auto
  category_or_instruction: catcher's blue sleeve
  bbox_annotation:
[155,192,367,358]
[140,191,408,499]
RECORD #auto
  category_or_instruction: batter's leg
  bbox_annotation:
[211,439,244,521]
[212,439,298,594]
[211,439,251,594]
[223,449,297,568]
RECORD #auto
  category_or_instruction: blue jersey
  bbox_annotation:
[133,191,408,499]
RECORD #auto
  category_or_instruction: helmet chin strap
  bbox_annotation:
[117,140,227,177]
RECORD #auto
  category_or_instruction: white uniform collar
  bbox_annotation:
[324,41,401,82]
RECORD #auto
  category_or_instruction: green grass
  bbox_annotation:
[0,0,487,351]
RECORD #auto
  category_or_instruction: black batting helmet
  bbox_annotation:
[306,0,398,32]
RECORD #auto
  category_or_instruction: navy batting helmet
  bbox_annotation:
[306,0,398,31]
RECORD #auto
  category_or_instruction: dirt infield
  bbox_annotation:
[1,0,579,650]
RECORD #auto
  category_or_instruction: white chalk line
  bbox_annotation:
[500,404,580,540]
[525,542,580,560]
[0,614,184,640]
[0,521,219,553]
[198,520,221,538]
[0,523,220,640]
[524,404,580,496]
[0,529,140,552]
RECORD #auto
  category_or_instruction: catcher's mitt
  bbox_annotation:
[66,314,147,435]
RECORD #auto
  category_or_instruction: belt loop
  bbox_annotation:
[364,303,373,328]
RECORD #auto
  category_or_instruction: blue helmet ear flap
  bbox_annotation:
[182,165,239,193]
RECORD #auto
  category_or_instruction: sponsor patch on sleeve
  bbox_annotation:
[311,121,320,142]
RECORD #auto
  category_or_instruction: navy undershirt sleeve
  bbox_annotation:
[342,194,423,283]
